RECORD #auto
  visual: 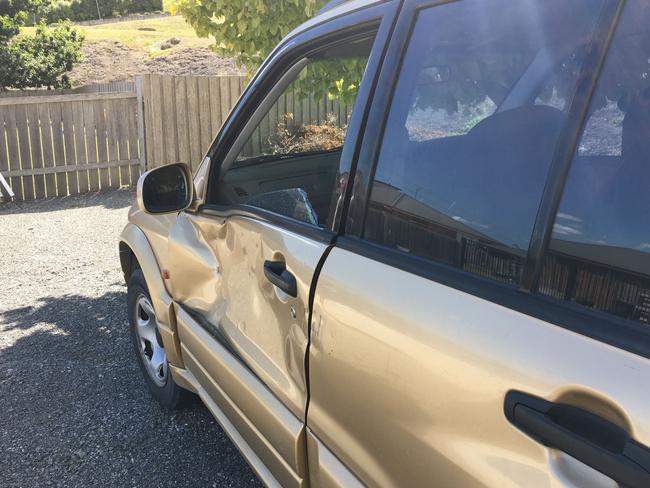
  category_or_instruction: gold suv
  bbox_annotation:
[119,0,650,486]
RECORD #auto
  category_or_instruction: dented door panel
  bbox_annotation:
[168,210,328,419]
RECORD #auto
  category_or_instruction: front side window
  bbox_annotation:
[214,35,376,228]
[538,1,650,326]
[362,0,610,285]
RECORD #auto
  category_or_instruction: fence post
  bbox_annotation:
[135,76,147,173]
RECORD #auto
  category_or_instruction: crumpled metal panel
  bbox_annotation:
[168,211,327,419]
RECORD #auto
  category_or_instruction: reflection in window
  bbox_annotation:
[363,0,608,286]
[214,35,376,227]
[539,0,650,325]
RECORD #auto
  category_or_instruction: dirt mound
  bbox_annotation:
[143,48,241,77]
[70,41,242,86]
[70,41,144,86]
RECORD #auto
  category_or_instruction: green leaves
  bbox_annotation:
[0,17,84,90]
[174,0,327,76]
[13,21,84,89]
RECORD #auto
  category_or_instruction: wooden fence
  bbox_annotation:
[1,74,352,201]
[0,91,141,200]
[0,81,135,99]
[141,74,246,172]
[141,74,351,172]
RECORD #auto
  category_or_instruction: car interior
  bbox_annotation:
[212,36,376,227]
[372,0,650,257]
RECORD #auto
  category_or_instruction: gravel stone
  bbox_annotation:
[0,190,262,488]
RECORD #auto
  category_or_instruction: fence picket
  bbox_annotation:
[186,76,202,170]
[72,101,89,193]
[95,100,110,189]
[174,76,191,167]
[4,106,23,200]
[82,101,100,191]
[106,98,121,188]
[61,104,78,194]
[115,99,130,187]
[0,108,10,198]
[49,104,67,196]
[149,75,165,168]
[37,103,57,197]
[209,77,221,134]
[15,106,35,200]
[126,96,141,186]
[197,77,211,161]
[162,75,179,166]
[25,104,46,198]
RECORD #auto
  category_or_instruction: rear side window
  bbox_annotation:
[362,0,610,285]
[538,1,650,326]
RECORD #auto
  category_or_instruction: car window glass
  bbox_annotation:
[362,0,609,286]
[538,1,650,325]
[214,35,376,228]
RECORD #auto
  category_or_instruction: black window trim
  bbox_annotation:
[199,0,401,238]
[202,204,336,245]
[336,235,650,360]
[338,0,650,360]
[521,0,627,292]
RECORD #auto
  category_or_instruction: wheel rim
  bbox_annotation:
[134,294,168,387]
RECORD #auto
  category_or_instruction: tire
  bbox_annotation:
[127,269,189,409]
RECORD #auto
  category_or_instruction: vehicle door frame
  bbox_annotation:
[338,0,650,360]
[195,0,402,240]
[180,0,404,408]
[170,3,403,486]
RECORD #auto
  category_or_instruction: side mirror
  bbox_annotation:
[138,163,193,214]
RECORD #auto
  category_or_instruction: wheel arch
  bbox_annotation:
[119,240,140,284]
[120,223,185,368]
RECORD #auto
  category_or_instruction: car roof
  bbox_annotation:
[285,0,384,41]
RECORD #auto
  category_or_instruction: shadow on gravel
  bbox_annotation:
[0,290,261,488]
[0,190,135,216]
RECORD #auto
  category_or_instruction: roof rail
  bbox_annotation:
[319,0,350,14]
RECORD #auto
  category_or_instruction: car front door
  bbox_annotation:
[307,0,650,487]
[165,3,397,487]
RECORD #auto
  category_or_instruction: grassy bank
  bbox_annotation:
[23,15,211,56]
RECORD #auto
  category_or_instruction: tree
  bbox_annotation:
[171,0,356,102]
[173,0,327,73]
[0,0,84,91]
[172,0,371,104]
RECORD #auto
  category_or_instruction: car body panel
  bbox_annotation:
[307,246,650,487]
[176,305,306,487]
[167,211,329,418]
[306,428,365,488]
[164,206,331,487]
[119,222,183,367]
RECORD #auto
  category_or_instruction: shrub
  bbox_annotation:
[14,22,85,89]
[0,1,84,90]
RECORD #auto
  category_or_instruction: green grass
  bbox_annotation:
[23,15,212,56]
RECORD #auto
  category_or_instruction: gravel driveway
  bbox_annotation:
[0,190,261,488]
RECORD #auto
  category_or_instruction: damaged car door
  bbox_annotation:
[162,4,393,486]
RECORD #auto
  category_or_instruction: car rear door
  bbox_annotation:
[306,1,650,487]
[165,3,399,487]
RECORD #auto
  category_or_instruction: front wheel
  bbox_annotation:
[127,269,189,409]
